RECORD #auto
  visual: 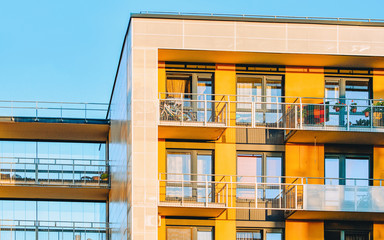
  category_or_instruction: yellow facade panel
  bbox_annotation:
[285,220,324,240]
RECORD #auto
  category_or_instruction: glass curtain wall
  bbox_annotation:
[0,200,107,240]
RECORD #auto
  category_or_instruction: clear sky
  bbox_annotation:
[1,0,383,103]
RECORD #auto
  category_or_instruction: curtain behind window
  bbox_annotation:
[167,79,191,98]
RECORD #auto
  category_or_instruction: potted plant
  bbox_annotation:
[333,102,346,112]
[363,107,370,117]
[101,172,109,181]
[350,101,357,113]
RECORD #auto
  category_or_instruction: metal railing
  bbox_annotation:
[159,93,384,133]
[0,220,108,240]
[0,100,109,122]
[159,173,384,212]
[138,11,384,23]
[159,93,228,126]
[0,157,109,187]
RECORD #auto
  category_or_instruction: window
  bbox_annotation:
[167,226,213,240]
[166,150,213,203]
[164,72,214,122]
[325,154,370,186]
[325,77,371,127]
[236,75,283,126]
[237,152,283,200]
[237,229,283,240]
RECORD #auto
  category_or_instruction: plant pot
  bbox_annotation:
[351,108,357,113]
[335,107,340,112]
[364,111,370,117]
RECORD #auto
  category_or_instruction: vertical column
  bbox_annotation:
[214,64,237,239]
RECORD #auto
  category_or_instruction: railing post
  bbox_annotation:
[35,158,38,184]
[276,98,279,128]
[347,104,350,131]
[204,95,207,125]
[371,100,374,129]
[300,98,303,129]
[181,97,184,125]
[181,176,184,206]
[279,178,282,209]
[251,101,255,128]
[294,104,298,129]
[226,182,228,207]
[205,175,208,207]
[255,177,258,209]
[295,185,298,210]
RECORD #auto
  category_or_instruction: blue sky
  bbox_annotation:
[0,0,383,103]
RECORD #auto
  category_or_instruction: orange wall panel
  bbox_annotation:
[285,67,324,103]
[286,220,324,240]
[285,143,324,184]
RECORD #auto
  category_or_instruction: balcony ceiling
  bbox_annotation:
[158,49,384,68]
[288,210,384,221]
[0,121,109,142]
[286,130,384,145]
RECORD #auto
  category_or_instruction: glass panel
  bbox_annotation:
[237,154,260,200]
[197,154,212,203]
[265,79,282,124]
[325,157,340,185]
[166,73,192,99]
[197,75,213,122]
[237,77,262,125]
[167,227,192,240]
[266,156,282,183]
[345,231,369,240]
[197,230,213,240]
[236,231,262,240]
[266,232,282,240]
[325,231,341,240]
[325,80,340,102]
[167,153,191,198]
[345,80,369,102]
[346,157,369,186]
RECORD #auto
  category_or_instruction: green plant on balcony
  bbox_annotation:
[350,101,357,113]
[333,102,346,112]
[355,118,370,126]
[363,101,384,117]
[101,172,109,181]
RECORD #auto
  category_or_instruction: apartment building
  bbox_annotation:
[3,12,384,240]
[108,12,384,240]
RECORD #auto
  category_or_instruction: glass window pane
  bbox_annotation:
[266,232,282,240]
[325,79,340,108]
[197,154,212,179]
[346,157,369,186]
[266,156,282,183]
[197,230,213,240]
[237,154,261,182]
[167,153,191,180]
[345,80,369,102]
[236,231,262,240]
[167,227,192,240]
[325,157,340,185]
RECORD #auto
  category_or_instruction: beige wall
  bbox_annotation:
[133,18,384,57]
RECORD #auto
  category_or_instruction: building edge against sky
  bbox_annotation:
[106,12,384,240]
[3,11,384,240]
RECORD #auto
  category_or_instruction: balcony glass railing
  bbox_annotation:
[159,93,384,133]
[0,100,109,122]
[0,157,109,187]
[159,173,384,213]
[0,220,108,240]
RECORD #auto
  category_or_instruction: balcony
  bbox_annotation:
[158,174,384,220]
[158,94,384,144]
[158,173,302,217]
[158,93,228,140]
[0,157,109,200]
[0,220,108,240]
[0,101,109,141]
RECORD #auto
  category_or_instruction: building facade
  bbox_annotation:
[108,12,384,240]
[3,12,384,240]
